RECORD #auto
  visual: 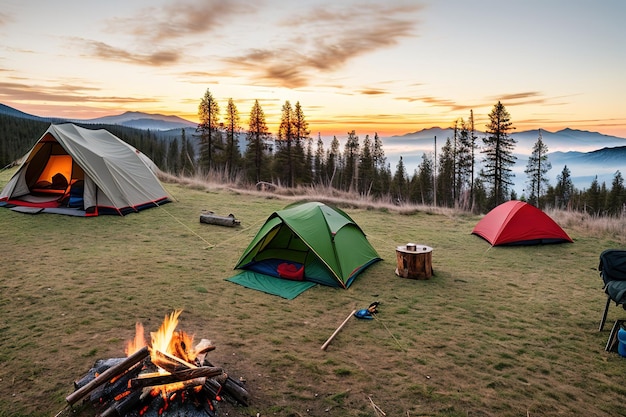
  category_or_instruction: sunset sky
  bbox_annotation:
[1,0,625,138]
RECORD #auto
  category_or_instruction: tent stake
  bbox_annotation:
[321,310,356,350]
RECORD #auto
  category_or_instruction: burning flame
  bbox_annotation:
[125,322,147,356]
[150,310,196,364]
[125,310,201,399]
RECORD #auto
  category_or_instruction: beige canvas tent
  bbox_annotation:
[0,123,170,216]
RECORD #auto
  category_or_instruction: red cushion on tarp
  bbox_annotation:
[277,262,304,281]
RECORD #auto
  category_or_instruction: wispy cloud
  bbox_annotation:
[75,1,422,84]
[0,81,156,104]
[489,91,552,107]
[108,0,255,43]
[411,96,479,112]
[496,91,542,101]
[224,2,422,88]
[79,0,255,67]
[397,91,559,114]
[83,39,181,66]
[0,11,13,26]
[358,88,389,96]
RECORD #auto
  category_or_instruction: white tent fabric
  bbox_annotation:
[0,123,170,215]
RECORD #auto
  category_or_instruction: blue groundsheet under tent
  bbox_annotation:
[227,270,316,300]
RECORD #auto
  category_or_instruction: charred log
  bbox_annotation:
[66,346,150,405]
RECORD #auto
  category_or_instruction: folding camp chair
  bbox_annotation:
[598,249,626,331]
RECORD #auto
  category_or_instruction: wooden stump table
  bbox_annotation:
[395,244,433,279]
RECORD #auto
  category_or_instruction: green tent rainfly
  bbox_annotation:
[234,201,382,289]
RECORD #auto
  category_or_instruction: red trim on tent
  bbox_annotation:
[5,198,60,209]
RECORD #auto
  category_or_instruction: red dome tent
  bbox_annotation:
[472,201,573,246]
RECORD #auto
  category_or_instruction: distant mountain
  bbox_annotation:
[78,111,197,131]
[393,127,626,153]
[393,126,452,140]
[538,146,626,189]
[511,128,626,153]
[0,103,57,122]
[0,104,196,131]
[386,127,626,195]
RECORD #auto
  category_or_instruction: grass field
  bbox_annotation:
[1,169,625,417]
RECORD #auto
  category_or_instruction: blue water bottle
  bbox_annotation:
[618,328,626,357]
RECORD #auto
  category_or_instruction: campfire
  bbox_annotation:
[63,310,249,416]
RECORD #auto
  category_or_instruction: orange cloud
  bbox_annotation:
[223,2,422,88]
[82,40,181,66]
[108,0,254,43]
[489,91,552,107]
[496,91,542,101]
[410,96,480,112]
[358,88,389,96]
[0,81,157,104]
[0,11,13,26]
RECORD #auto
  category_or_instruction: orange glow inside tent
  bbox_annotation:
[36,155,73,185]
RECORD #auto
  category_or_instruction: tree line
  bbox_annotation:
[1,93,624,216]
[189,91,625,216]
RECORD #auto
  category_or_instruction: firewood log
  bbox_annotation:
[153,349,197,373]
[129,367,223,389]
[66,346,150,405]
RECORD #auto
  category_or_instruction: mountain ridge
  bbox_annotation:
[2,102,625,143]
[0,104,197,131]
[78,111,197,131]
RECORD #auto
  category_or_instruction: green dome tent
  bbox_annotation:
[228,201,381,298]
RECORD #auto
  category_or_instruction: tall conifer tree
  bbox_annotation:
[224,98,242,179]
[197,88,220,172]
[244,100,272,183]
[482,101,517,207]
[524,129,551,207]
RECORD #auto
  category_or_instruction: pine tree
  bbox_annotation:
[167,138,180,174]
[586,176,601,215]
[600,181,609,214]
[482,101,517,207]
[472,173,489,213]
[416,152,434,205]
[303,137,314,184]
[275,101,296,187]
[327,136,341,189]
[607,170,625,215]
[293,102,310,185]
[197,88,220,172]
[524,129,551,207]
[359,134,375,196]
[467,110,478,210]
[392,156,408,203]
[244,100,272,183]
[554,165,574,209]
[437,138,455,207]
[224,98,242,179]
[456,116,475,210]
[372,132,388,196]
[343,130,360,192]
[314,133,326,184]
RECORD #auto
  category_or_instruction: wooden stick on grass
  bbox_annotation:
[321,309,356,351]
